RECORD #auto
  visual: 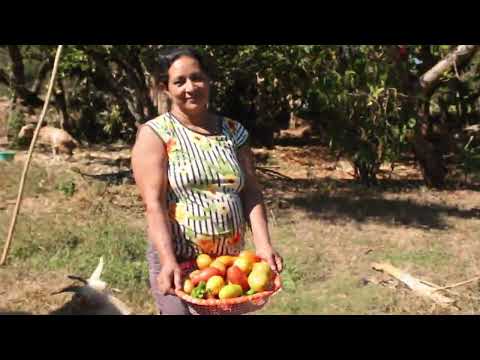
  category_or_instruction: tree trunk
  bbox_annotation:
[54,78,71,132]
[31,58,53,94]
[84,48,156,136]
[7,45,44,109]
[392,45,479,188]
[415,45,479,187]
[412,131,448,188]
[0,69,9,86]
[87,52,141,132]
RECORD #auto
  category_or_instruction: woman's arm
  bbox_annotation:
[131,126,182,293]
[238,144,283,273]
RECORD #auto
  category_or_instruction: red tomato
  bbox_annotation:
[226,266,249,292]
[191,267,223,286]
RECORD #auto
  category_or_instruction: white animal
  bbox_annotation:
[51,257,132,315]
[18,124,80,158]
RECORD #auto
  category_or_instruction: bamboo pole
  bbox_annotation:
[1,45,64,266]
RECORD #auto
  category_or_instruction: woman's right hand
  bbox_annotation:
[133,126,182,296]
[156,260,183,295]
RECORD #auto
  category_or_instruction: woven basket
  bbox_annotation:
[175,260,282,315]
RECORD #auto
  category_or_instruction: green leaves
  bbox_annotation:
[191,281,207,299]
[2,44,477,185]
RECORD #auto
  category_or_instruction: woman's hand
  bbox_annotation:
[156,260,183,295]
[255,246,284,274]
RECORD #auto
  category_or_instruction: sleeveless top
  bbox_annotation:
[145,112,250,260]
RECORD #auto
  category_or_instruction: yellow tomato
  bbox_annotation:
[252,261,272,278]
[215,255,237,267]
[233,257,253,275]
[209,260,226,277]
[206,276,225,297]
[216,255,236,267]
[239,250,259,264]
[218,284,243,300]
[248,271,269,292]
[183,279,194,295]
[196,254,213,270]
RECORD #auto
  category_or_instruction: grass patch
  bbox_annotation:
[7,214,150,292]
[0,161,50,197]
[2,144,480,314]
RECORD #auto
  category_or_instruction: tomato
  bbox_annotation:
[191,267,223,286]
[183,279,194,295]
[189,270,201,280]
[252,261,272,278]
[219,284,243,300]
[239,250,260,264]
[226,265,249,292]
[209,260,226,277]
[216,255,236,267]
[248,271,269,292]
[233,257,253,275]
[206,276,225,296]
[196,254,213,270]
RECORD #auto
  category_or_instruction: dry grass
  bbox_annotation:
[1,144,480,315]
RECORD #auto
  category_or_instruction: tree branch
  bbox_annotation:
[0,68,9,86]
[82,46,155,128]
[54,77,70,131]
[420,45,479,94]
[6,45,44,107]
[31,58,53,94]
[86,50,144,127]
[7,45,26,87]
[109,52,156,120]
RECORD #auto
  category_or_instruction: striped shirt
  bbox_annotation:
[146,112,249,260]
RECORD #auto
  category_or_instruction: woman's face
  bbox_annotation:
[166,56,210,116]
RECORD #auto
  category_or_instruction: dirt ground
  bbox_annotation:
[1,142,480,315]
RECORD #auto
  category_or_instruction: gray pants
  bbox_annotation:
[146,245,193,315]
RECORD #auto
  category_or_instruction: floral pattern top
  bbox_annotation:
[146,112,249,260]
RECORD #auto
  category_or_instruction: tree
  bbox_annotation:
[1,44,479,187]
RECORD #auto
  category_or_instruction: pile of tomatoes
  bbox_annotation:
[183,250,275,300]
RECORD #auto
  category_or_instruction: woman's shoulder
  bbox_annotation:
[145,113,170,128]
[143,114,174,140]
[220,116,249,149]
[221,116,247,134]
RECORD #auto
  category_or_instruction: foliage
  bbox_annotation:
[7,107,28,148]
[1,45,479,186]
[56,180,76,198]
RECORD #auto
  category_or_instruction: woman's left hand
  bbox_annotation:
[255,246,284,274]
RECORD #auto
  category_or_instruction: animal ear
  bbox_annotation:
[89,257,104,282]
[68,275,88,285]
[51,285,82,296]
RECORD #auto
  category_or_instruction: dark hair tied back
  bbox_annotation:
[149,46,213,114]
[152,47,212,88]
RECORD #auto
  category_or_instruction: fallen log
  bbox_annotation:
[371,262,457,309]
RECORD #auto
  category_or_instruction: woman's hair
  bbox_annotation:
[152,47,212,87]
[150,47,214,114]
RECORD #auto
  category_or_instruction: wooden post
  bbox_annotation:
[1,45,64,266]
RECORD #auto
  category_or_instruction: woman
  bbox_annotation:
[132,47,283,315]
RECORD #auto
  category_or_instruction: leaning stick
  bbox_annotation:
[1,45,63,266]
[431,276,480,293]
